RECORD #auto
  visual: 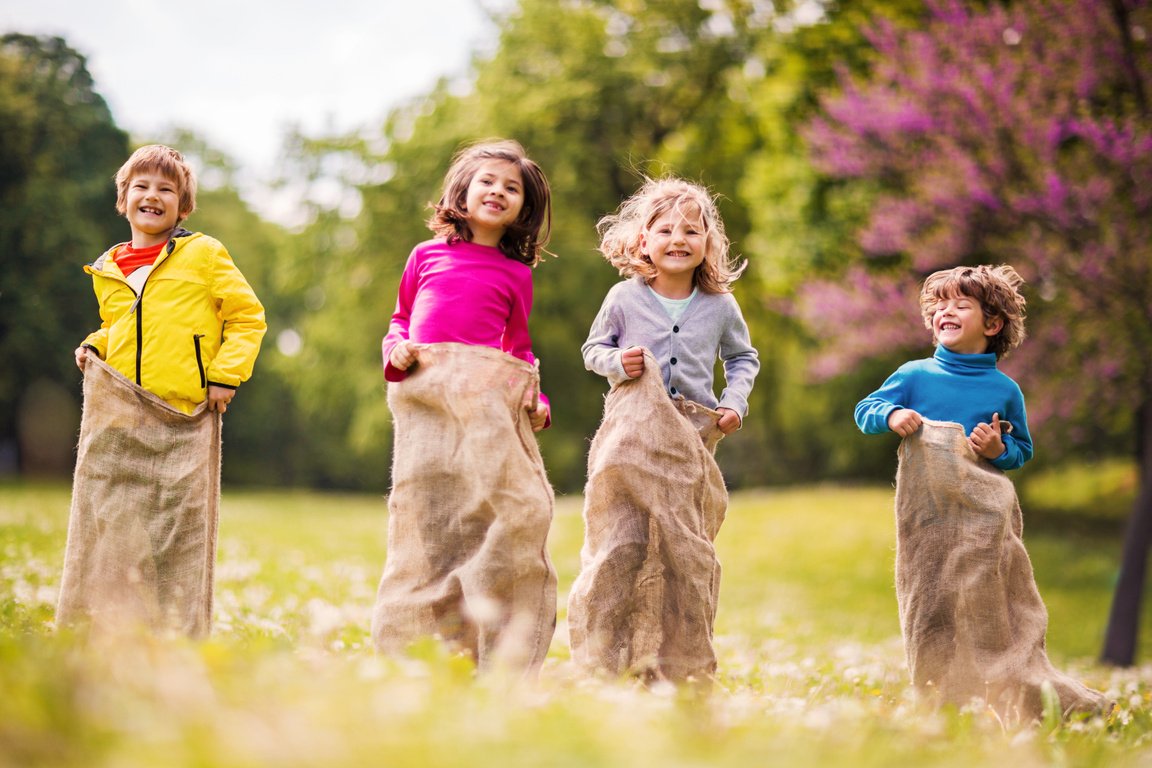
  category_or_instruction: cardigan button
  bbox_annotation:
[670,357,677,365]
[673,325,679,333]
[670,387,678,395]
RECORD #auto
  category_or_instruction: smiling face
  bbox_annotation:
[462,160,525,247]
[640,207,707,297]
[123,170,184,248]
[931,292,1004,355]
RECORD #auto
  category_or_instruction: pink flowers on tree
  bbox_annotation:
[798,0,1151,664]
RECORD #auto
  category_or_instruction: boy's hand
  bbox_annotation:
[207,385,234,413]
[621,347,645,379]
[717,407,741,434]
[888,408,923,437]
[527,400,550,433]
[389,340,416,372]
[74,346,89,372]
[970,413,1005,459]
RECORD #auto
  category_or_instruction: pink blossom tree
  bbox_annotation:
[798,0,1151,664]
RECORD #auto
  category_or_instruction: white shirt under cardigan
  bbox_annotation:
[582,276,760,417]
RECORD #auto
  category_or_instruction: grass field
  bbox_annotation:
[3,479,1152,767]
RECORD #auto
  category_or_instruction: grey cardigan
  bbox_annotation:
[582,277,759,417]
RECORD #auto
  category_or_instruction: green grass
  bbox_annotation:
[3,478,1152,767]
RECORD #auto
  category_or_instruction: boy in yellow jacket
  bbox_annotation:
[74,144,265,410]
[58,145,265,638]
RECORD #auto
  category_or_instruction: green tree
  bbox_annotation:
[732,0,926,483]
[0,34,129,475]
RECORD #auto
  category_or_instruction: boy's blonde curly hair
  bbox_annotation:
[597,177,745,294]
[919,264,1027,360]
[114,144,197,220]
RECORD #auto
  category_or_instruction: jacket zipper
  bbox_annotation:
[126,236,179,388]
[194,334,206,388]
[133,289,144,385]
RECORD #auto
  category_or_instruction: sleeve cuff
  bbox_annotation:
[718,394,749,419]
[384,361,409,382]
[537,392,551,430]
[606,348,629,386]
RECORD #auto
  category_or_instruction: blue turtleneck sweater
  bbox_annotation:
[854,345,1032,470]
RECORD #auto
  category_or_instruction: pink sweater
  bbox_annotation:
[381,238,549,416]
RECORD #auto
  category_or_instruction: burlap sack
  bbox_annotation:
[56,355,221,638]
[371,343,557,673]
[895,419,1110,717]
[568,349,727,682]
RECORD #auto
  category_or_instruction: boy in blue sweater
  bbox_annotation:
[855,264,1030,468]
[852,265,1110,717]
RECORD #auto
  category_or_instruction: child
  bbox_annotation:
[58,145,266,638]
[569,177,759,683]
[855,264,1108,717]
[371,139,558,673]
[855,265,1033,468]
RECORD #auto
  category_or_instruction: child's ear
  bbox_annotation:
[983,316,1004,336]
[639,230,649,256]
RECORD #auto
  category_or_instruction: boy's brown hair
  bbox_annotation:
[114,145,198,220]
[919,264,1027,359]
[596,177,746,294]
[428,139,552,267]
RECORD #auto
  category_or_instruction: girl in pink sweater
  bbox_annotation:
[381,139,552,429]
[372,141,558,671]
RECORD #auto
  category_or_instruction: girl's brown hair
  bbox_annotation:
[919,264,1027,359]
[427,139,552,266]
[596,177,745,294]
[114,144,197,220]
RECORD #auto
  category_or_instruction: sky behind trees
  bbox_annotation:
[0,0,508,219]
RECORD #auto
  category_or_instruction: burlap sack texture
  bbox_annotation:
[372,343,558,674]
[56,355,222,639]
[895,419,1110,718]
[568,349,728,683]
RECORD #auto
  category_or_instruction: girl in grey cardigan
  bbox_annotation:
[568,178,758,683]
[582,178,758,427]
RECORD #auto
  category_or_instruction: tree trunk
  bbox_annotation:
[1102,397,1152,666]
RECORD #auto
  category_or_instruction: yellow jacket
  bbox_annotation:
[82,229,267,414]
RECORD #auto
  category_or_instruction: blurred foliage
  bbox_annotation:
[1020,457,1140,532]
[0,34,128,474]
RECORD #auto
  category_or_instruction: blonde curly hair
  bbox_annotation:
[919,264,1027,360]
[596,177,745,294]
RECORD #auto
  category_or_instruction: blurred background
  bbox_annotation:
[0,0,1147,518]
